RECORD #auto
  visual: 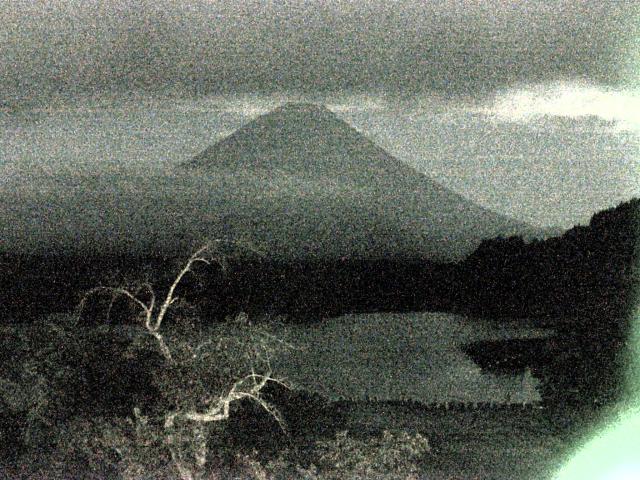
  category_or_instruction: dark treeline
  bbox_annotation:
[0,250,458,323]
[0,253,181,321]
[455,197,639,323]
[197,257,458,321]
[458,197,639,407]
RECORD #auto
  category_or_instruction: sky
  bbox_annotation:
[1,0,638,102]
[1,0,639,230]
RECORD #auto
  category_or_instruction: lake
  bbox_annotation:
[271,311,551,405]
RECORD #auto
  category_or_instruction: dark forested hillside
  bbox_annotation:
[457,198,639,407]
[456,197,639,322]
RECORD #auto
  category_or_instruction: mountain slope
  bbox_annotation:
[185,102,540,261]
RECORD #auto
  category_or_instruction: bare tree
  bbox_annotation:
[78,242,291,480]
[79,244,216,362]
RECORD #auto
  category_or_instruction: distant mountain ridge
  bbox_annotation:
[185,102,543,262]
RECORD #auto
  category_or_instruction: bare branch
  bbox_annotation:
[104,291,119,324]
[205,251,231,274]
[148,329,173,362]
[175,370,289,434]
[236,394,286,432]
[256,330,297,351]
[78,286,151,322]
[154,244,212,331]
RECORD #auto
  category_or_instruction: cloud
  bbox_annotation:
[326,94,389,113]
[479,81,640,133]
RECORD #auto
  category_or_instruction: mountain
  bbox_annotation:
[184,102,542,262]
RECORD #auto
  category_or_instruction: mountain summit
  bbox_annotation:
[188,102,401,182]
[185,103,539,261]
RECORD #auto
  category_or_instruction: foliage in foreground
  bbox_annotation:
[75,244,295,479]
[0,244,283,477]
[21,419,431,480]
